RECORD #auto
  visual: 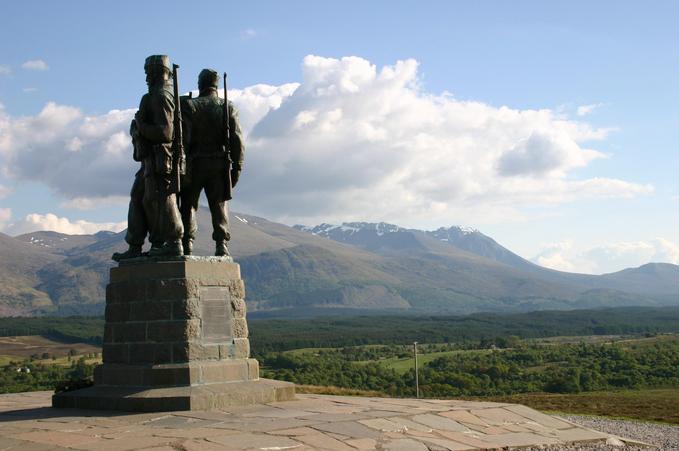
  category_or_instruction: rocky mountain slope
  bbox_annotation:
[295,221,679,298]
[1,211,678,317]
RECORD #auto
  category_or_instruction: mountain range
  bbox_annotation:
[1,209,677,317]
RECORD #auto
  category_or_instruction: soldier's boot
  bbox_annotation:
[148,241,184,258]
[112,245,143,262]
[143,242,163,257]
[215,240,230,257]
[183,239,193,256]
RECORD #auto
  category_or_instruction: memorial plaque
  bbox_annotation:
[201,286,232,342]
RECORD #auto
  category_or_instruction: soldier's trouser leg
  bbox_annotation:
[203,165,230,243]
[163,192,184,244]
[179,178,203,245]
[143,175,183,245]
[146,197,161,248]
[159,176,184,244]
[124,175,147,247]
[143,176,160,244]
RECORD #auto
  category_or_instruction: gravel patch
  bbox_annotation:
[522,414,679,450]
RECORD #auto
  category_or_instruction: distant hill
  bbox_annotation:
[16,230,114,253]
[294,222,540,270]
[295,221,679,300]
[1,211,678,317]
[0,232,57,315]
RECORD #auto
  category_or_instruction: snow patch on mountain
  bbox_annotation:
[28,236,52,247]
[293,221,540,270]
[295,222,481,240]
[294,222,407,238]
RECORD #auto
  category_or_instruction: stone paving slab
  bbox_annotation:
[0,391,639,450]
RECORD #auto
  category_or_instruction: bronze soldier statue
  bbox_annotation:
[133,54,184,257]
[180,69,244,256]
[112,56,180,261]
[111,118,162,261]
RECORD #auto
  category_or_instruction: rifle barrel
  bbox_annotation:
[171,64,183,193]
[223,72,230,143]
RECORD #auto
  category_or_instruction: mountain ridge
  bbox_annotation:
[294,221,540,270]
[1,212,677,317]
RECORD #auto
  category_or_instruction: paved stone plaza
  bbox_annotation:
[0,391,644,450]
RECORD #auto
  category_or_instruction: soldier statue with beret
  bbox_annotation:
[113,55,184,260]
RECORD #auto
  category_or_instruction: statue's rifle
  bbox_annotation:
[223,72,230,149]
[223,72,232,195]
[170,64,184,194]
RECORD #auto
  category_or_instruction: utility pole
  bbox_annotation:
[413,341,420,398]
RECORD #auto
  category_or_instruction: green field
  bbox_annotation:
[0,335,100,361]
[379,333,677,372]
[0,355,15,366]
[289,333,676,375]
[356,348,490,373]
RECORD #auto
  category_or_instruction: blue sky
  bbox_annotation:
[0,1,678,273]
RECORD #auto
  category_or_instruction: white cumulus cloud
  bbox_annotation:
[532,238,679,274]
[4,213,126,236]
[0,55,652,227]
[0,83,295,203]
[233,55,650,226]
[533,241,582,272]
[577,103,603,116]
[0,65,10,76]
[498,132,604,177]
[21,59,49,71]
[0,102,138,199]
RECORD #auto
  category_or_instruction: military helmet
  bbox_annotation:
[198,69,219,88]
[144,55,171,72]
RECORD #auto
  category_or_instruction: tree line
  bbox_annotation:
[1,306,678,350]
[261,337,679,397]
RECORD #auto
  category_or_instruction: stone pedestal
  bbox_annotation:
[53,257,295,412]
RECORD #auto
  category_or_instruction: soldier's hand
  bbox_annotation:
[134,112,145,135]
[230,168,240,188]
